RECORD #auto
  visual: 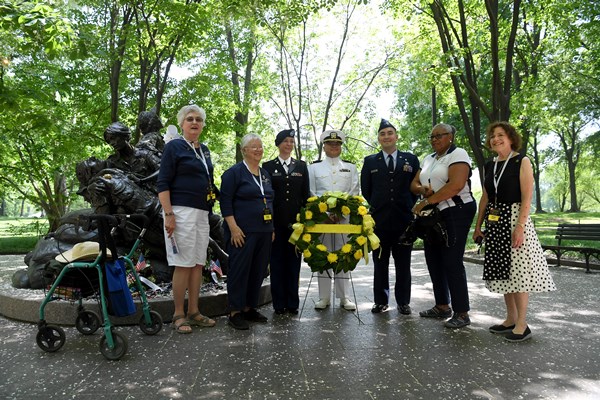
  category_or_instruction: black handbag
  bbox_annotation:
[400,204,449,247]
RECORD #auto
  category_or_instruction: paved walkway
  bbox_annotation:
[1,251,599,399]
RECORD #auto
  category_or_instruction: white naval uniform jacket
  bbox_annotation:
[308,156,359,197]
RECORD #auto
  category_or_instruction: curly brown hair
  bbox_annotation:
[484,121,522,151]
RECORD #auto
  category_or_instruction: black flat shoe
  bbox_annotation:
[287,309,298,315]
[398,304,412,315]
[371,304,389,313]
[274,309,286,315]
[505,327,532,342]
[489,323,516,334]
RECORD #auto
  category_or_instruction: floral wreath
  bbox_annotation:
[289,191,380,274]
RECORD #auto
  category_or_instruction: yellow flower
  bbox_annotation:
[354,195,365,202]
[358,206,368,215]
[318,202,328,213]
[316,244,327,252]
[354,249,363,260]
[363,218,374,231]
[305,210,313,220]
[341,244,352,253]
[302,234,312,243]
[303,249,312,258]
[356,236,367,246]
[341,206,351,216]
[327,253,338,263]
[307,196,318,202]
[296,213,300,222]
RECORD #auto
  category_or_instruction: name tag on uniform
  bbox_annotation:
[291,172,303,177]
[339,168,351,172]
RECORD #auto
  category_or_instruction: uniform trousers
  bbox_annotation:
[317,232,352,300]
[270,225,302,311]
[372,227,412,306]
[423,201,476,313]
[226,232,272,312]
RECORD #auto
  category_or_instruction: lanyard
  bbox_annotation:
[243,160,266,203]
[185,140,210,174]
[493,151,513,199]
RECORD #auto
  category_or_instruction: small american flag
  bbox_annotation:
[210,260,223,277]
[135,254,147,272]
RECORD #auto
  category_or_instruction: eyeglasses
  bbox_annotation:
[185,117,204,123]
[429,132,451,141]
[247,147,264,151]
[324,141,342,146]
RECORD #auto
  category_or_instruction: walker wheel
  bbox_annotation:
[139,310,163,335]
[99,330,128,361]
[36,325,66,353]
[75,310,101,335]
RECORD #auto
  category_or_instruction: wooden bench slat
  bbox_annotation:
[543,223,600,273]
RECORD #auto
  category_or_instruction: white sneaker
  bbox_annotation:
[314,298,330,309]
[340,298,356,311]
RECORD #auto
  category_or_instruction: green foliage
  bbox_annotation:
[1,0,599,228]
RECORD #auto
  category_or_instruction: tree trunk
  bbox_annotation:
[225,23,255,163]
[529,129,545,213]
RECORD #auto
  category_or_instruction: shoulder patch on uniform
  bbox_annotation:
[310,160,323,164]
[342,159,355,164]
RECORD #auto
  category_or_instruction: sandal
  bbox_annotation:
[187,311,216,328]
[172,314,192,334]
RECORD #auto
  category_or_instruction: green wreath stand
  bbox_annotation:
[289,191,380,274]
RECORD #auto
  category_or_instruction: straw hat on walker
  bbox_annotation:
[55,241,112,263]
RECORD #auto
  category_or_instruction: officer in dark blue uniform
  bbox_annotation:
[360,119,419,315]
[262,129,310,315]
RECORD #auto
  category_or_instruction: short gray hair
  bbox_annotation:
[177,105,206,127]
[432,123,456,137]
[241,133,262,149]
[240,133,263,157]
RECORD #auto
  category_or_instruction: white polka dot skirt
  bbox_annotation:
[485,203,556,294]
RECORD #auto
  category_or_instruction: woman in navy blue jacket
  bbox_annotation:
[157,105,217,333]
[221,133,275,330]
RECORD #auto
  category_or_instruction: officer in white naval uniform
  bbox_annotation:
[308,130,359,311]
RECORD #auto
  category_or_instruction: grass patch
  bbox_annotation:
[0,217,48,254]
[0,236,39,254]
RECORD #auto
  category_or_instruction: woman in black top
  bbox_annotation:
[473,121,555,342]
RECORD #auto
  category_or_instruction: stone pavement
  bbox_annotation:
[1,251,599,399]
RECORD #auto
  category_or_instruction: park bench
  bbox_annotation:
[542,223,600,273]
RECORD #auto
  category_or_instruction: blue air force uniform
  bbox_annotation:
[361,149,419,308]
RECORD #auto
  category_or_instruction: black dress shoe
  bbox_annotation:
[505,326,532,342]
[371,304,389,313]
[287,309,298,315]
[243,309,268,322]
[274,309,286,315]
[398,304,412,315]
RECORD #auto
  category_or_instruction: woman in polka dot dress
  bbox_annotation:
[473,121,556,342]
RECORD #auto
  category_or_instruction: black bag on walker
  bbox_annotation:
[105,259,136,316]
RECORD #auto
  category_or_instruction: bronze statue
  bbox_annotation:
[15,109,227,290]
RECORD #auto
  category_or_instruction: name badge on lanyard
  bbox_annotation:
[244,161,272,224]
[489,151,513,224]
